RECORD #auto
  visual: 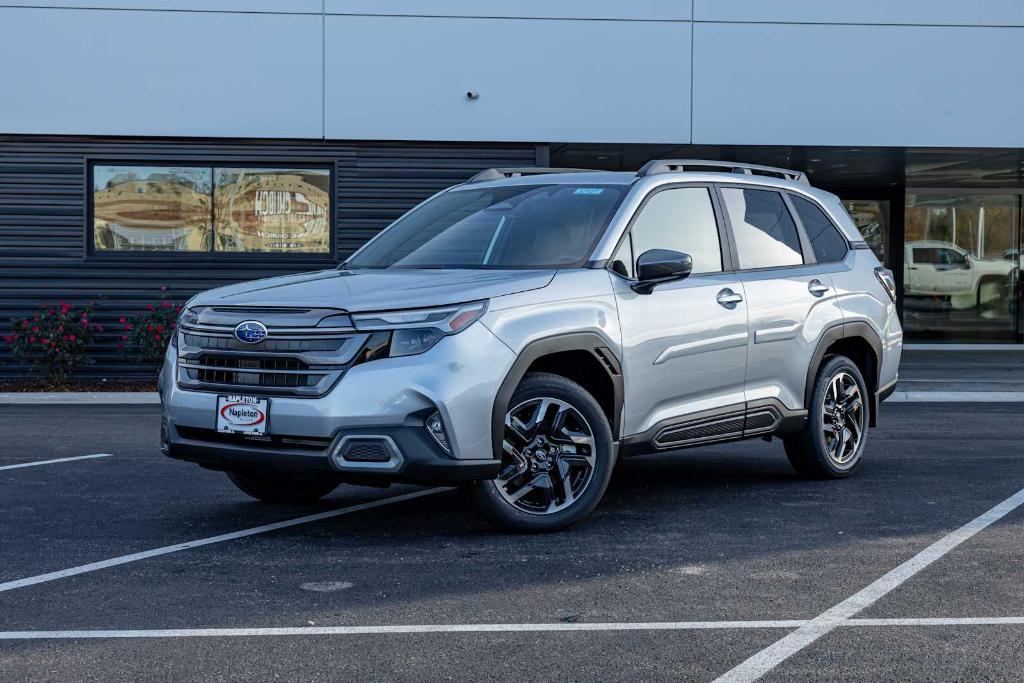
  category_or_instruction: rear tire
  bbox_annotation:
[227,471,339,504]
[472,372,615,532]
[784,355,869,479]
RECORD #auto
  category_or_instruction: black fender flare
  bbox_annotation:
[490,332,624,460]
[804,321,884,426]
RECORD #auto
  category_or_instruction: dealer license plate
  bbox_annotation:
[216,395,269,435]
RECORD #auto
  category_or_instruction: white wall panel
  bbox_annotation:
[326,0,690,21]
[0,8,323,138]
[0,1,321,12]
[693,22,1024,147]
[695,0,1024,27]
[324,15,690,143]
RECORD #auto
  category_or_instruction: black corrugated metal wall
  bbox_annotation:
[0,136,539,378]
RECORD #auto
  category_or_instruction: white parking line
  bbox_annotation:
[849,617,1024,627]
[0,453,113,471]
[0,488,448,594]
[0,616,1022,641]
[715,485,1024,683]
[0,620,808,640]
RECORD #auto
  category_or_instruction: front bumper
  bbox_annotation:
[160,322,514,484]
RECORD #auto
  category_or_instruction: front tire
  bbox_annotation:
[784,355,869,479]
[471,372,615,532]
[227,471,339,504]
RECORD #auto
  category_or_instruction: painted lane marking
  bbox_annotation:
[0,488,448,594]
[714,485,1024,683]
[0,453,113,471]
[1,617,1024,641]
[0,621,808,640]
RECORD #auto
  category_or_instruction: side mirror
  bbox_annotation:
[632,249,692,294]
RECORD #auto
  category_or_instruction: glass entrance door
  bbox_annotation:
[903,192,1021,343]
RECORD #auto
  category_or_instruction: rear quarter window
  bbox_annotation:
[790,194,849,263]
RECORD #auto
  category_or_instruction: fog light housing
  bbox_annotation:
[424,411,450,454]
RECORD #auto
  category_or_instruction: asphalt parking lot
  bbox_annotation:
[1,402,1022,681]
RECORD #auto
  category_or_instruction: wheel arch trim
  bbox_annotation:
[805,321,883,427]
[490,333,624,460]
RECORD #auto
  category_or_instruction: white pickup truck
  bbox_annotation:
[904,240,1015,310]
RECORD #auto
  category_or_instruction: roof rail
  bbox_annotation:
[636,159,809,185]
[466,167,600,183]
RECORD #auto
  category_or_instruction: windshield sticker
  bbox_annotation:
[574,188,605,195]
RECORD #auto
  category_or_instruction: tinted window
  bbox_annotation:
[721,187,803,269]
[791,195,848,263]
[347,184,627,270]
[625,187,722,276]
[912,247,942,264]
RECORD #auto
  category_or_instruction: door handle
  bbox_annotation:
[808,279,831,297]
[716,288,743,307]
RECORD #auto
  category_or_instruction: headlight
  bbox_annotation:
[352,301,488,359]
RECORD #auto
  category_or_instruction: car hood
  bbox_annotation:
[189,268,556,312]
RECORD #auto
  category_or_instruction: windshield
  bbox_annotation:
[345,184,628,270]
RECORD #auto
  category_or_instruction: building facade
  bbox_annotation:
[1,1,1023,376]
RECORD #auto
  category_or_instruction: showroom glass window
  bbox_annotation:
[903,193,1020,343]
[92,165,331,254]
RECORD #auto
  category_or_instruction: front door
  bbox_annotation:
[610,185,748,439]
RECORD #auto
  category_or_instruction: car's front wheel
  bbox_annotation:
[471,372,615,532]
[227,471,339,504]
[784,355,869,479]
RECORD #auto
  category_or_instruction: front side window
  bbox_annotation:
[722,187,803,269]
[790,194,848,263]
[92,164,331,254]
[346,184,627,269]
[617,187,723,278]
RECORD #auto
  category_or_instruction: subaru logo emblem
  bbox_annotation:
[234,320,268,344]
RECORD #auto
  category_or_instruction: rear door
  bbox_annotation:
[717,186,846,413]
[610,184,748,440]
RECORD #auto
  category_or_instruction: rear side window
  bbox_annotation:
[790,195,848,263]
[721,187,803,269]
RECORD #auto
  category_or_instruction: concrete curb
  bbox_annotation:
[886,391,1024,403]
[0,392,161,405]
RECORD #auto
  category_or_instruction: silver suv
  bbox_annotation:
[160,160,902,532]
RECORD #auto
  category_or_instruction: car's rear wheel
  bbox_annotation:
[471,372,615,532]
[784,355,869,479]
[227,471,339,504]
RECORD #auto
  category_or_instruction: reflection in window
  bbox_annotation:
[791,195,847,263]
[628,187,722,276]
[214,168,331,253]
[93,166,212,251]
[843,200,889,265]
[903,193,1020,342]
[92,164,331,254]
[722,188,803,269]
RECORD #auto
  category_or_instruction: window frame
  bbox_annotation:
[713,183,818,273]
[606,181,737,282]
[86,159,336,262]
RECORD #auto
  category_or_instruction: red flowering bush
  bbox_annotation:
[4,301,101,384]
[122,287,181,366]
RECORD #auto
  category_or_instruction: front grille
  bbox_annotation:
[182,333,344,353]
[175,307,367,397]
[183,355,326,389]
